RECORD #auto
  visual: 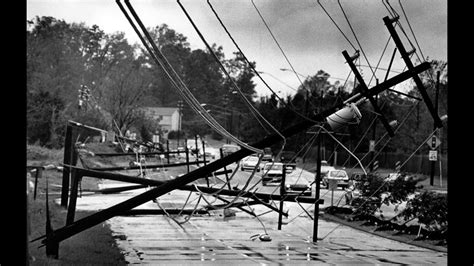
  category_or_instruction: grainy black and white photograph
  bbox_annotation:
[26,0,448,264]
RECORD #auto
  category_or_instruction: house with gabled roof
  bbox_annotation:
[140,107,180,137]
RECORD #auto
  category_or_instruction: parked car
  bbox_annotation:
[221,144,240,157]
[261,162,284,185]
[262,147,273,163]
[201,147,217,160]
[320,160,336,175]
[322,169,350,189]
[240,155,261,172]
[285,182,312,196]
[279,150,297,172]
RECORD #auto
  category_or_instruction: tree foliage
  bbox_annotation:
[402,191,447,232]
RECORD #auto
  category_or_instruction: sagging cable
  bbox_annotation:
[207,0,319,124]
[177,0,286,152]
[118,0,262,154]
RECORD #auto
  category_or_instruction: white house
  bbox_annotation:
[141,107,180,137]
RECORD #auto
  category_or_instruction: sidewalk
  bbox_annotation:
[64,180,447,264]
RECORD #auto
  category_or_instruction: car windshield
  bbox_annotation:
[223,145,239,152]
[321,161,329,166]
[329,170,347,178]
[247,156,259,162]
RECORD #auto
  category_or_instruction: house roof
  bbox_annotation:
[141,107,178,116]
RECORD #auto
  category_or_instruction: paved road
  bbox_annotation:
[196,163,349,209]
[60,162,447,264]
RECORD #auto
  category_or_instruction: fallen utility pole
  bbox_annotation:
[37,59,429,252]
[39,3,434,257]
[61,120,106,207]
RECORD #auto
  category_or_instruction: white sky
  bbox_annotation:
[27,0,447,98]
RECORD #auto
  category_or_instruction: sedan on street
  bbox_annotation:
[240,155,261,172]
[322,169,350,189]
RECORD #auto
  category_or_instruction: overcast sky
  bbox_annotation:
[27,0,447,98]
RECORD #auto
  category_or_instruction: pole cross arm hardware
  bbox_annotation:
[342,50,395,137]
[383,16,443,129]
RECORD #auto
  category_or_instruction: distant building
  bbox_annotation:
[140,107,180,138]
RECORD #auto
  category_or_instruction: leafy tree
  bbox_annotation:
[26,91,65,147]
[27,16,154,144]
[101,56,152,133]
[142,24,191,107]
[27,16,91,146]
[387,59,447,153]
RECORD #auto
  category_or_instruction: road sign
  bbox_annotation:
[429,150,438,161]
[426,135,441,150]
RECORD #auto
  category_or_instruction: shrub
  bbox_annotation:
[402,191,448,232]
[351,173,419,218]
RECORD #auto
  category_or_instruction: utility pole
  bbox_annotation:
[230,108,234,138]
[313,133,322,242]
[303,89,309,163]
[430,71,440,186]
[177,100,184,150]
[223,94,230,144]
[370,80,379,172]
[278,166,286,230]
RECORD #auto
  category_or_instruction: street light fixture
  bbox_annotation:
[325,103,362,130]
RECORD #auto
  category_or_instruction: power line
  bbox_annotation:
[251,0,310,96]
[317,0,358,52]
[177,0,286,150]
[207,0,318,124]
[337,0,377,81]
[117,0,263,154]
[397,0,425,61]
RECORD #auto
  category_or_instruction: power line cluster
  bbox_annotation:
[113,0,444,241]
